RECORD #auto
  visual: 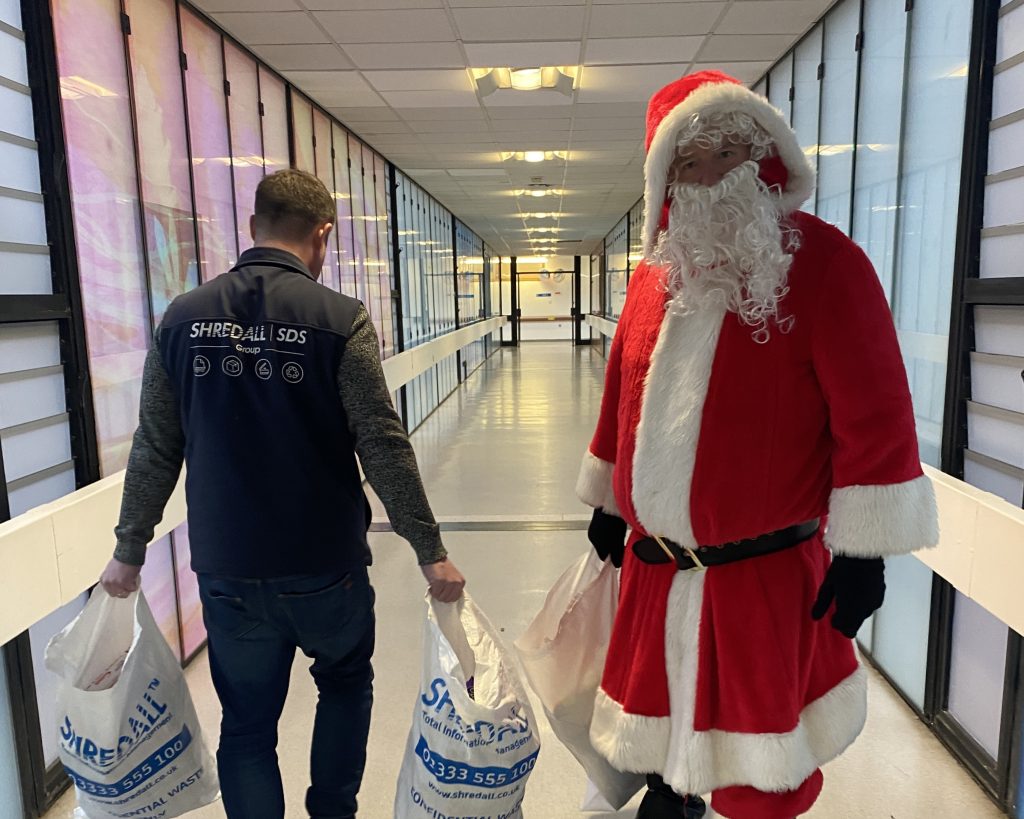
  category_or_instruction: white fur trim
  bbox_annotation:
[631,305,724,547]
[592,568,868,793]
[643,82,816,258]
[577,450,621,516]
[591,687,672,775]
[825,474,940,558]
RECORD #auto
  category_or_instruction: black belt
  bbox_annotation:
[632,519,820,571]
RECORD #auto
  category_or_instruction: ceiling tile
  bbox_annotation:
[314,9,457,42]
[381,89,481,107]
[690,60,771,83]
[483,90,575,108]
[573,101,647,118]
[450,0,583,5]
[306,0,442,8]
[584,36,703,65]
[452,7,586,41]
[588,3,725,38]
[307,85,386,107]
[411,119,494,133]
[195,0,299,10]
[342,42,465,69]
[716,1,825,36]
[697,33,795,62]
[364,69,473,92]
[399,106,487,120]
[463,41,581,67]
[577,63,692,103]
[250,43,352,70]
[488,105,576,120]
[329,107,402,121]
[212,12,329,44]
[346,121,413,134]
[283,69,370,90]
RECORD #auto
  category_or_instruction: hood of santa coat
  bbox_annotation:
[642,70,816,258]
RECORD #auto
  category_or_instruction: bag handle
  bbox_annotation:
[430,595,477,683]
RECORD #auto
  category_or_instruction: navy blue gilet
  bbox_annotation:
[159,247,370,578]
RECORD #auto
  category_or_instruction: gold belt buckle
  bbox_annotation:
[652,535,706,572]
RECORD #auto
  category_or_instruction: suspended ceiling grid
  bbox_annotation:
[192,0,834,256]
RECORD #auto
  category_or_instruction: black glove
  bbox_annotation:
[811,555,885,638]
[588,508,627,568]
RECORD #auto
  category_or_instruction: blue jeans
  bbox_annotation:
[197,567,375,819]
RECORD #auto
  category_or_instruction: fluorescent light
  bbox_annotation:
[524,150,546,163]
[510,68,543,91]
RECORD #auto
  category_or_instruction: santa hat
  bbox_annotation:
[642,70,816,258]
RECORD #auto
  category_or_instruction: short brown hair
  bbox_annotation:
[253,169,335,240]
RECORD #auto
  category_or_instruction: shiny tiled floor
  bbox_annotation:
[47,343,1003,818]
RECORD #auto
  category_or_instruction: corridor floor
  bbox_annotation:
[47,342,1003,819]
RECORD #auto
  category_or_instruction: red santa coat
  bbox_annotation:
[576,73,938,799]
[578,216,938,796]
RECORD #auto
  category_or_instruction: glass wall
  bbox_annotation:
[605,215,628,319]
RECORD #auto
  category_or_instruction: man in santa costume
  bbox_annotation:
[576,70,939,819]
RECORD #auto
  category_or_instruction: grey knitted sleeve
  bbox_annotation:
[113,337,185,566]
[338,307,447,565]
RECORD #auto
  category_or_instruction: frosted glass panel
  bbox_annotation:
[981,232,1024,279]
[768,53,793,122]
[0,198,47,245]
[7,464,76,517]
[816,0,858,234]
[0,249,51,295]
[871,554,934,709]
[0,415,72,482]
[967,403,1024,469]
[0,656,23,817]
[975,306,1024,355]
[893,0,972,467]
[0,83,35,139]
[984,177,1024,228]
[0,28,27,85]
[964,452,1023,506]
[988,118,1024,174]
[996,4,1024,63]
[0,322,59,373]
[948,592,1007,759]
[0,140,42,193]
[992,61,1024,120]
[791,27,821,215]
[852,0,908,301]
[0,370,66,428]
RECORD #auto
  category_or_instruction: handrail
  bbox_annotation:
[585,313,1024,635]
[0,318,506,645]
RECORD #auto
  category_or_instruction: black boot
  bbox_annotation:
[637,775,707,818]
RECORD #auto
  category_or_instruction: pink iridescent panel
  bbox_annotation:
[181,8,236,279]
[124,0,199,322]
[373,152,395,357]
[313,108,340,291]
[52,0,150,474]
[171,524,207,660]
[224,42,263,256]
[291,92,315,174]
[333,126,356,297]
[140,535,183,662]
[260,67,289,174]
[361,145,382,339]
[348,135,369,306]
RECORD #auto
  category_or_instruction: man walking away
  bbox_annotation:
[100,169,465,819]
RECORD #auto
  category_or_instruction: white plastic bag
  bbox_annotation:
[395,592,540,819]
[45,589,219,819]
[514,551,644,810]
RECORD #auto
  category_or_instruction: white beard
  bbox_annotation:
[651,160,798,342]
